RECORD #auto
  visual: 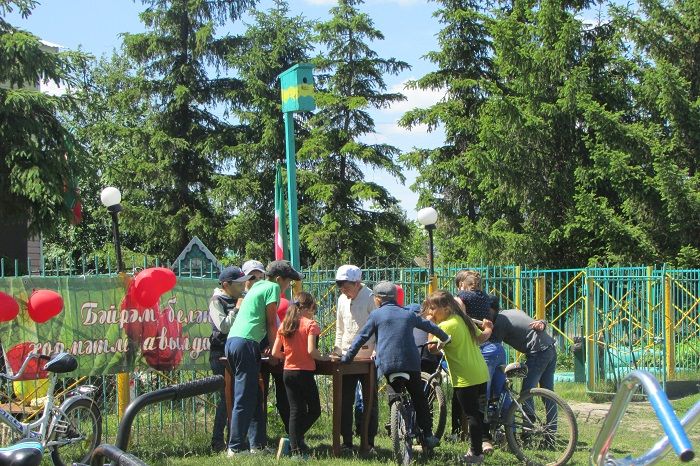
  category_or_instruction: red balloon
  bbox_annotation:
[6,342,48,380]
[277,297,290,323]
[133,267,177,308]
[142,307,183,371]
[27,290,63,323]
[396,284,405,307]
[0,291,19,322]
[121,280,158,343]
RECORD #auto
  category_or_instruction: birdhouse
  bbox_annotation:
[279,63,315,113]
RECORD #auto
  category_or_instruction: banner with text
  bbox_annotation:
[0,276,216,378]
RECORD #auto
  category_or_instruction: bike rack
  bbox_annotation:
[86,375,224,466]
[590,370,696,465]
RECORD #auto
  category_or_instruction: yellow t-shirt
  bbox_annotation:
[434,314,489,388]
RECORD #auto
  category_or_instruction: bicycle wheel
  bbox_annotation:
[390,400,413,465]
[49,398,102,466]
[504,388,577,466]
[421,372,447,440]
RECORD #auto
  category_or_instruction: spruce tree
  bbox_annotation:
[398,0,494,262]
[299,0,411,265]
[220,0,315,261]
[69,0,256,261]
[0,0,91,236]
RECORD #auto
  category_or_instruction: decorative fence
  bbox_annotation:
[0,257,698,444]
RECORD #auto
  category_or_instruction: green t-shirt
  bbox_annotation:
[228,280,280,343]
[436,314,489,388]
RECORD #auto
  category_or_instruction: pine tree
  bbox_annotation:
[299,0,411,265]
[0,0,91,236]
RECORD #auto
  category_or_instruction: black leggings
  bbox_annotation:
[454,383,487,455]
[386,371,433,437]
[283,370,321,451]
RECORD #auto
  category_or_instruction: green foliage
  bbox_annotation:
[298,0,412,266]
[0,2,92,235]
[219,0,315,262]
[402,0,699,267]
[61,0,256,262]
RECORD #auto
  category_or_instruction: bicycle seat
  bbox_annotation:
[388,372,410,383]
[504,362,528,378]
[0,441,43,466]
[43,352,77,374]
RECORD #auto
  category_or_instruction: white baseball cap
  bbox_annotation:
[335,264,362,282]
[242,260,266,276]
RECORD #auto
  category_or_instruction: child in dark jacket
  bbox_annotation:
[341,281,450,449]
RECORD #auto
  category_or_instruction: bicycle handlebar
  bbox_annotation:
[0,353,51,381]
[637,400,700,465]
[590,370,694,465]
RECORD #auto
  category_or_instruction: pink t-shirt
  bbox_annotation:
[279,317,321,371]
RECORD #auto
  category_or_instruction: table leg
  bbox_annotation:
[360,367,376,454]
[332,371,342,457]
[224,361,232,431]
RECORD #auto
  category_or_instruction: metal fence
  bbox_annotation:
[1,258,698,444]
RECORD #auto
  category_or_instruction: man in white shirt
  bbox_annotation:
[333,265,378,452]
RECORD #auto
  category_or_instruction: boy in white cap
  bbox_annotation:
[333,264,378,452]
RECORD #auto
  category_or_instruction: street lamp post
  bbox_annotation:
[100,187,124,273]
[101,186,129,415]
[417,207,438,294]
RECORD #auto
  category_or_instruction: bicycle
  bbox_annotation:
[423,356,577,466]
[387,372,438,465]
[419,347,448,440]
[0,352,102,466]
[482,362,577,466]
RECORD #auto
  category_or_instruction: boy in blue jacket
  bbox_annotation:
[342,281,450,448]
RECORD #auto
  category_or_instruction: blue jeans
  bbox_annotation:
[226,337,265,451]
[209,350,228,450]
[522,346,557,430]
[481,341,507,401]
[523,345,557,393]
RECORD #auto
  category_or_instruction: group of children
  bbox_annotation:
[209,262,554,464]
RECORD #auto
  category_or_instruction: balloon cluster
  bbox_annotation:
[0,289,65,380]
[0,289,64,324]
[120,267,181,371]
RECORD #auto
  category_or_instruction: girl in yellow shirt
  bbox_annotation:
[426,290,492,464]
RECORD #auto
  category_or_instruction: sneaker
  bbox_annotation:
[462,450,485,464]
[250,445,275,455]
[226,448,249,458]
[341,443,354,455]
[424,435,440,450]
[290,449,309,461]
[276,437,291,460]
[481,440,494,455]
[211,443,226,453]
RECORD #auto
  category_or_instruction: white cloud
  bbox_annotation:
[385,79,446,115]
[304,0,421,5]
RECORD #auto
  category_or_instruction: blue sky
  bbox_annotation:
[7,0,448,218]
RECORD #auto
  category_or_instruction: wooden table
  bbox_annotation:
[222,357,376,456]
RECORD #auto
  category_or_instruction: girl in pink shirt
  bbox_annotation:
[272,292,328,456]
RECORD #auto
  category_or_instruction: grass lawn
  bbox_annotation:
[121,382,699,466]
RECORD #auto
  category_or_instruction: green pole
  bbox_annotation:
[283,112,301,269]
